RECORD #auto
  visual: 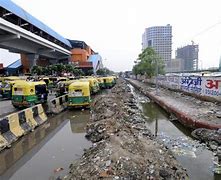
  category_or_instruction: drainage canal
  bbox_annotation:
[130,84,221,180]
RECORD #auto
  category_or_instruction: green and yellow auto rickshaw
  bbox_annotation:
[79,78,100,94]
[1,80,24,99]
[12,81,48,108]
[55,80,78,97]
[102,76,115,88]
[40,77,53,88]
[97,77,105,89]
[2,76,21,82]
[57,77,68,83]
[68,81,90,107]
[110,76,117,85]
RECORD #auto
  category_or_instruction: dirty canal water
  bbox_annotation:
[130,84,221,180]
[0,110,91,180]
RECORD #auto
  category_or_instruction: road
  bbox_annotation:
[0,99,16,118]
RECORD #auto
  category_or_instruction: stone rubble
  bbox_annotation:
[65,79,188,180]
[191,128,221,151]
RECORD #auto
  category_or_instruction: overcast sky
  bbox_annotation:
[1,0,221,71]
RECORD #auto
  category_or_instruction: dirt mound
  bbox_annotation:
[65,79,188,179]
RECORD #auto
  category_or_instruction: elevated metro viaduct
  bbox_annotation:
[0,0,103,74]
[0,0,72,73]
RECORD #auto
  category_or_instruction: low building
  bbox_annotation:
[68,40,103,74]
[19,39,103,74]
[88,54,103,74]
[6,59,23,75]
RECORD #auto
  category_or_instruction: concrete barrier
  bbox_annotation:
[32,104,47,125]
[48,94,68,114]
[0,135,8,151]
[0,104,48,152]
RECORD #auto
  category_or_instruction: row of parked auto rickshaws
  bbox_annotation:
[56,76,116,108]
[0,76,117,109]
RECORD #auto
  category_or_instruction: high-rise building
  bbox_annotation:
[142,24,172,70]
[176,44,199,71]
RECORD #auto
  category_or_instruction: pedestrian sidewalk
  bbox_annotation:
[128,79,221,130]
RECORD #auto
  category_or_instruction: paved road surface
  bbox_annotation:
[0,99,16,118]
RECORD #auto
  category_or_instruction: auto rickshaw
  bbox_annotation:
[97,77,105,89]
[11,81,48,108]
[79,78,100,94]
[55,80,78,97]
[0,77,23,98]
[110,76,117,85]
[41,77,54,88]
[102,76,115,88]
[1,80,24,99]
[68,81,90,107]
[1,76,21,82]
[57,77,68,83]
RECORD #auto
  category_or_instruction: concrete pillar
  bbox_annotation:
[26,54,39,70]
[49,59,59,64]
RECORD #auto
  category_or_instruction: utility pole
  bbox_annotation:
[155,57,159,95]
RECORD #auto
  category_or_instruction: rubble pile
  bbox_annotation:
[192,128,221,150]
[66,79,188,179]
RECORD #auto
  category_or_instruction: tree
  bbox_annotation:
[65,64,75,73]
[56,64,65,76]
[132,47,165,78]
[87,69,94,76]
[96,68,114,76]
[31,66,42,75]
[72,68,84,76]
[96,68,106,75]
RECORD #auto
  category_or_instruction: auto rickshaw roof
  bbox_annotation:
[13,80,33,87]
[3,76,21,81]
[69,81,89,88]
[32,81,47,85]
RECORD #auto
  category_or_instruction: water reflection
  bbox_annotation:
[70,110,90,133]
[0,110,91,180]
[0,112,67,179]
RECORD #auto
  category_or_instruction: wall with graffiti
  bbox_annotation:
[134,75,221,101]
[159,76,221,101]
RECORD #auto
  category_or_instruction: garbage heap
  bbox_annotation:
[65,79,188,179]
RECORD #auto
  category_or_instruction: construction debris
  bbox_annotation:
[65,79,188,179]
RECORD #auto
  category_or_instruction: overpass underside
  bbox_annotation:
[0,18,71,61]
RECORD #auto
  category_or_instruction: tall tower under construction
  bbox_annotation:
[176,43,199,71]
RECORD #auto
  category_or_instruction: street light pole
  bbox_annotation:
[155,57,159,95]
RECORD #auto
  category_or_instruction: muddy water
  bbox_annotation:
[130,85,221,180]
[0,110,91,180]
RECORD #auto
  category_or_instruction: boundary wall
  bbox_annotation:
[133,75,221,102]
